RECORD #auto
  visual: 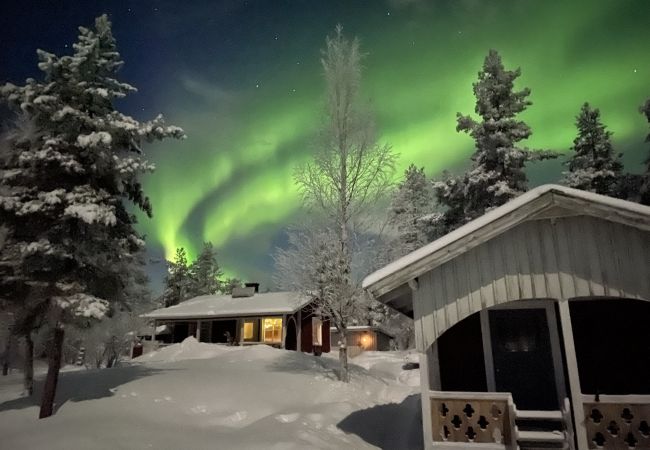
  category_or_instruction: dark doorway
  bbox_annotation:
[211,320,237,344]
[285,318,297,351]
[172,322,189,343]
[570,299,650,395]
[489,308,559,410]
[438,312,487,392]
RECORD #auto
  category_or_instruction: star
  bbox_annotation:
[633,69,637,73]
[255,83,259,88]
[387,11,391,16]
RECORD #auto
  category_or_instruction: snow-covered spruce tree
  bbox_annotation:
[640,98,650,205]
[433,50,556,233]
[162,247,191,307]
[293,26,396,382]
[187,242,223,297]
[388,164,438,257]
[0,15,184,418]
[561,103,624,197]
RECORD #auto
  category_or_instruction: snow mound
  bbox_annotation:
[0,346,421,449]
[133,336,241,363]
[350,350,420,387]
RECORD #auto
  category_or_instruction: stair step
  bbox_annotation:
[516,409,564,421]
[517,430,566,442]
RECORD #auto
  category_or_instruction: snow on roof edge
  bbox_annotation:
[329,325,396,337]
[142,291,313,320]
[362,184,650,292]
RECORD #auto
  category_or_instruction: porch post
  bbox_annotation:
[236,318,243,345]
[281,314,287,349]
[480,309,496,391]
[557,299,588,448]
[410,280,434,450]
[196,320,201,342]
[297,310,302,351]
[151,319,157,344]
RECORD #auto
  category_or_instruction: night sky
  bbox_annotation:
[2,0,649,291]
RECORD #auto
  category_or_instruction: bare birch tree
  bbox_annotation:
[291,25,396,382]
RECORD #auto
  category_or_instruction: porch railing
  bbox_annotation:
[582,394,650,449]
[429,391,518,449]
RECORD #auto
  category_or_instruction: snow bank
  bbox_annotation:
[133,336,242,363]
[0,343,421,449]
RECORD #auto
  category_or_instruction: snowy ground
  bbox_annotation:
[0,338,422,449]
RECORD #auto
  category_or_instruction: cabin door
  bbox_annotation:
[488,304,565,410]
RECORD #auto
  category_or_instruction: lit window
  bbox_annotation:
[243,321,254,340]
[312,317,323,346]
[263,317,282,344]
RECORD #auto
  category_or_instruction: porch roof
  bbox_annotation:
[143,291,313,320]
[363,184,650,309]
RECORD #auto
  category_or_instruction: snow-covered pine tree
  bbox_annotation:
[162,247,191,307]
[293,26,396,382]
[388,164,438,257]
[0,15,184,418]
[188,242,223,297]
[561,103,624,197]
[433,50,556,233]
[640,98,650,205]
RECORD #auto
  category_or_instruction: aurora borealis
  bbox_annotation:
[2,0,649,290]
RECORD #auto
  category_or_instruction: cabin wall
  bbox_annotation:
[376,332,392,351]
[413,215,650,351]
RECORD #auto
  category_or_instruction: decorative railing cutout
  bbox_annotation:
[583,396,650,449]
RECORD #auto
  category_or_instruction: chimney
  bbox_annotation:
[245,282,260,293]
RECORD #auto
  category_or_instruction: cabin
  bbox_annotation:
[363,185,650,450]
[143,286,330,354]
[330,325,395,356]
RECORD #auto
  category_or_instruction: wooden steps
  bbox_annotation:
[515,408,570,449]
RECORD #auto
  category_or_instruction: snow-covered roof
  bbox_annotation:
[143,291,313,320]
[329,325,396,338]
[363,184,650,299]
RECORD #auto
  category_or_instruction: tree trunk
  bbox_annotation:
[39,325,64,419]
[24,333,34,396]
[338,344,349,383]
[2,333,13,376]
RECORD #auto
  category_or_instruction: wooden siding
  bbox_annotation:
[414,215,650,351]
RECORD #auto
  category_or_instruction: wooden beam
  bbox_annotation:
[281,314,287,349]
[557,299,588,449]
[480,310,496,392]
[297,310,302,352]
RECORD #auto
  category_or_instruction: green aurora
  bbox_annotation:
[132,0,649,285]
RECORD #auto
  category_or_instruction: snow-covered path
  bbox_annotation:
[0,340,422,449]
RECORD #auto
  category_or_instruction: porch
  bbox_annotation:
[421,298,650,449]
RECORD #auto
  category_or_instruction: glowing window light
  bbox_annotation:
[243,321,254,340]
[263,317,282,344]
[360,333,371,348]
